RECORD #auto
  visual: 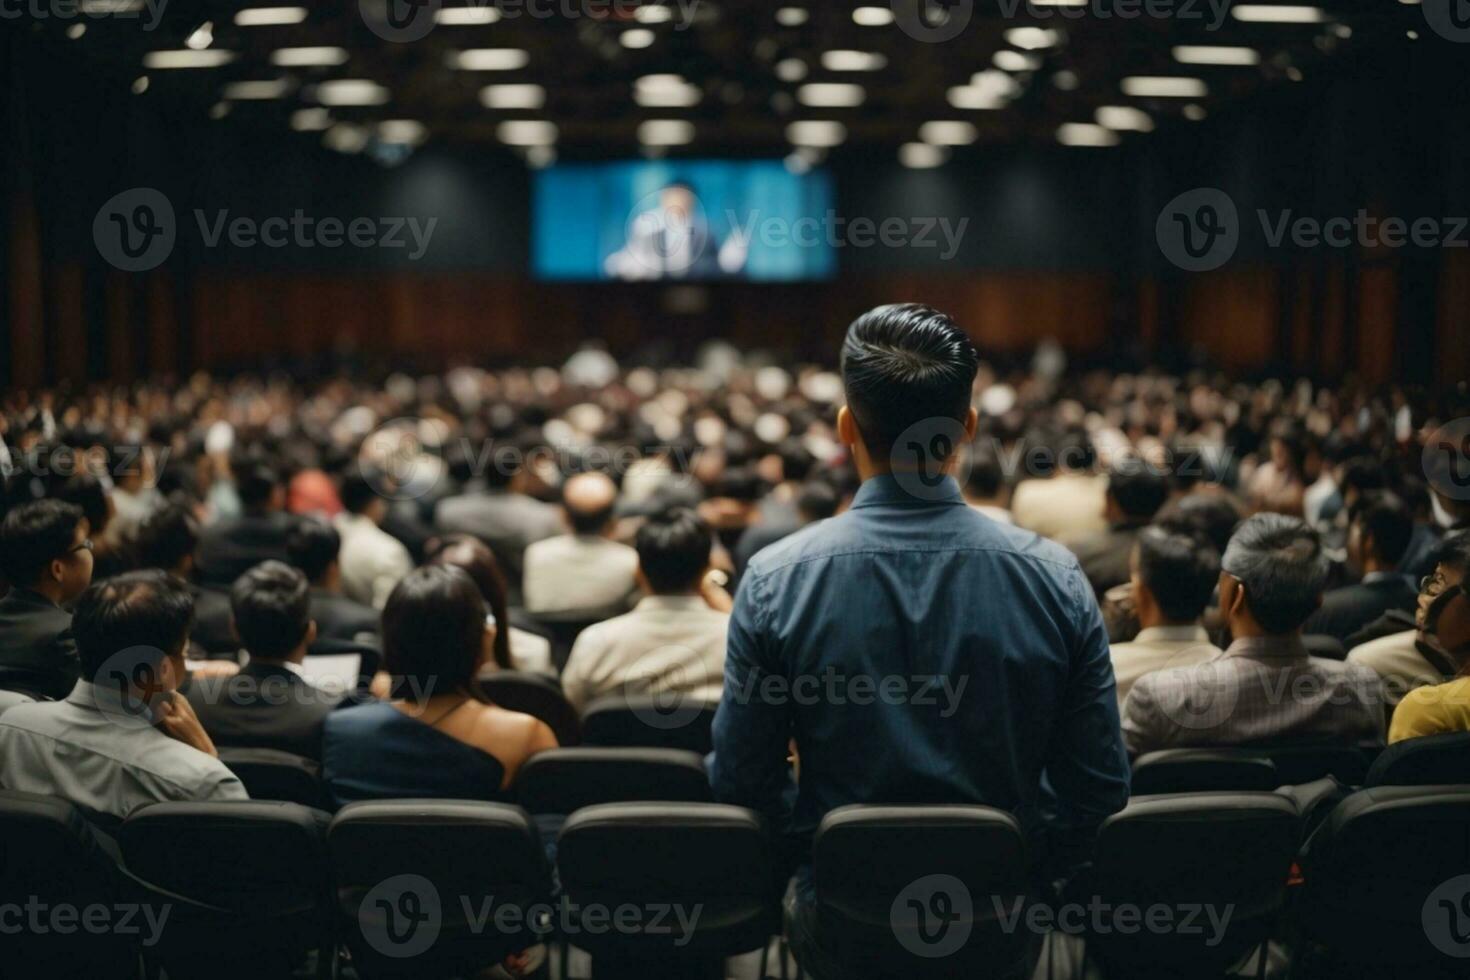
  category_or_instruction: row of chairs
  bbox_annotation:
[4,784,1468,980]
[476,671,718,753]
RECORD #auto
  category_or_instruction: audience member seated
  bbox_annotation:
[0,570,245,820]
[1109,525,1221,709]
[1302,491,1417,642]
[709,306,1129,979]
[1124,514,1383,754]
[1245,426,1308,516]
[194,463,299,586]
[321,565,557,807]
[53,471,125,578]
[434,446,561,601]
[187,561,342,760]
[522,470,639,621]
[286,519,379,644]
[1066,465,1170,596]
[1009,429,1108,541]
[1385,558,1470,742]
[0,500,91,699]
[562,507,732,714]
[334,472,413,610]
[960,447,1012,524]
[733,479,840,581]
[136,502,235,655]
[425,534,554,676]
[1349,532,1470,706]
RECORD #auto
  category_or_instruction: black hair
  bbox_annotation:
[340,471,381,515]
[839,304,978,461]
[1163,494,1241,556]
[1108,466,1170,522]
[286,520,341,583]
[1135,525,1220,623]
[1349,490,1414,567]
[135,502,199,573]
[230,560,311,660]
[425,534,513,671]
[635,507,713,593]
[0,499,85,587]
[965,446,1005,499]
[238,464,282,512]
[55,473,111,536]
[796,481,840,522]
[72,570,195,680]
[381,564,488,699]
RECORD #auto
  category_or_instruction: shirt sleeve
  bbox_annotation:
[561,633,597,715]
[1388,685,1450,743]
[709,570,792,827]
[202,768,250,802]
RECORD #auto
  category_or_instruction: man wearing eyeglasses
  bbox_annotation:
[0,499,94,701]
[1350,531,1470,712]
[1386,533,1470,741]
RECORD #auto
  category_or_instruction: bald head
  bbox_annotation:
[564,472,618,536]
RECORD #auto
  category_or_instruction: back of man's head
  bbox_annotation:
[635,507,712,595]
[1221,513,1329,634]
[0,499,84,588]
[563,471,618,536]
[73,570,194,681]
[231,560,311,660]
[796,481,840,523]
[964,447,1005,501]
[840,304,978,461]
[238,464,282,513]
[286,520,341,584]
[340,471,382,517]
[1109,466,1170,523]
[1135,525,1220,624]
[136,503,199,573]
[1350,490,1414,568]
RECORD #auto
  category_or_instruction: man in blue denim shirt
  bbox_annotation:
[709,304,1129,972]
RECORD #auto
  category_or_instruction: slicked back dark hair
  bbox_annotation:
[840,304,978,460]
[1135,525,1220,623]
[635,507,713,593]
[287,519,341,583]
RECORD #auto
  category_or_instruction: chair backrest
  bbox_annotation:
[328,799,552,979]
[476,670,581,747]
[556,802,780,964]
[0,686,36,715]
[811,804,1033,979]
[0,790,137,979]
[1240,739,1372,785]
[516,746,712,815]
[1132,748,1282,795]
[1077,792,1300,976]
[1365,732,1470,787]
[218,746,333,811]
[118,800,333,979]
[1301,633,1348,660]
[1298,784,1470,969]
[580,694,718,754]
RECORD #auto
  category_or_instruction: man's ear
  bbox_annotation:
[836,405,857,447]
[962,407,978,441]
[305,620,319,647]
[47,557,65,585]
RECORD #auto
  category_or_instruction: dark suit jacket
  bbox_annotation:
[185,661,342,761]
[1304,573,1418,643]
[309,589,379,643]
[0,588,80,700]
[195,512,300,586]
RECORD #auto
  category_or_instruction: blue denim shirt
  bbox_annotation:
[710,474,1129,871]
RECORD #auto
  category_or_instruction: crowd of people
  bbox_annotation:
[0,306,1468,976]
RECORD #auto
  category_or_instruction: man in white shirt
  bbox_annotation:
[1010,431,1107,542]
[523,472,639,621]
[0,570,246,823]
[335,472,413,610]
[1110,524,1221,710]
[561,508,731,714]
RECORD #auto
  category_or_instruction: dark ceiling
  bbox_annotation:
[15,0,1445,162]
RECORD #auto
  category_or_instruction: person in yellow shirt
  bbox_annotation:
[1388,536,1470,742]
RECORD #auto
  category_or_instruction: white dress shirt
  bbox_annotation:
[334,512,413,610]
[1109,624,1220,711]
[1346,629,1444,705]
[522,534,640,620]
[561,595,728,714]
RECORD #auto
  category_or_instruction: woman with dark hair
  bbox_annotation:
[424,533,554,676]
[321,565,557,807]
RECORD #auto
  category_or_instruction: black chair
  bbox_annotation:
[533,617,602,672]
[581,694,718,754]
[1301,634,1348,660]
[1365,731,1470,787]
[1065,792,1300,979]
[808,804,1034,980]
[1296,784,1470,978]
[476,670,581,746]
[218,746,333,811]
[517,746,712,815]
[1239,739,1373,785]
[556,802,780,978]
[1132,749,1282,795]
[0,790,139,979]
[328,799,553,979]
[119,800,333,980]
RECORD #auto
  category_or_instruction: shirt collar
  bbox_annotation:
[635,594,710,612]
[849,474,963,510]
[1222,634,1309,661]
[1133,625,1210,644]
[1361,570,1403,586]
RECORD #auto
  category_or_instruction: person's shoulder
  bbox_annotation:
[1346,628,1418,661]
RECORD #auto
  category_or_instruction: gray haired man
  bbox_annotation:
[1123,513,1384,754]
